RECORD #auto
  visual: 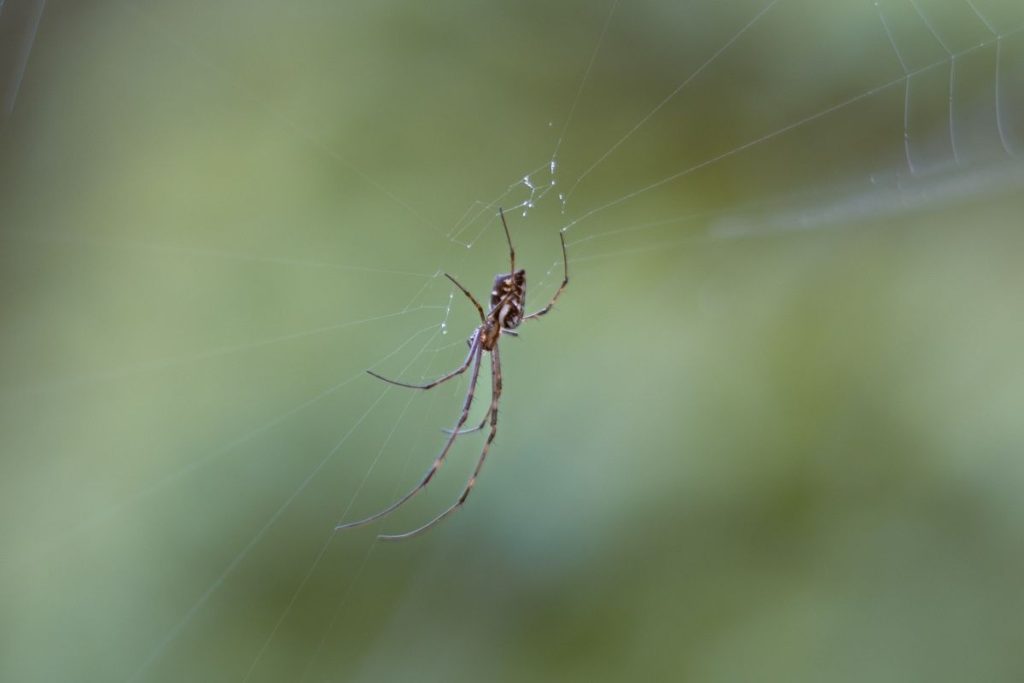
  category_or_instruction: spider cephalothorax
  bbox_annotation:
[337,207,567,540]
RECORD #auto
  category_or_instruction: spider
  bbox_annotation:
[335,208,568,541]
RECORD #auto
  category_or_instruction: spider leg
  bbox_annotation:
[499,207,515,272]
[440,345,504,432]
[445,273,486,323]
[523,231,568,321]
[336,342,484,532]
[366,332,479,390]
[441,407,490,435]
[379,343,502,541]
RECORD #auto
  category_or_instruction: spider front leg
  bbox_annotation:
[380,343,503,541]
[523,231,568,321]
[337,340,485,532]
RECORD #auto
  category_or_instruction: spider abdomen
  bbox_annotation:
[491,270,526,330]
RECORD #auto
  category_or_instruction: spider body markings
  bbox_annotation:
[489,269,526,336]
[336,208,567,541]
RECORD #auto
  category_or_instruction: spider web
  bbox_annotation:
[2,0,1023,681]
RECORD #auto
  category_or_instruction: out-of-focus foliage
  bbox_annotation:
[2,1,1023,681]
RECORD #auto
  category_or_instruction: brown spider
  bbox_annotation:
[336,208,568,541]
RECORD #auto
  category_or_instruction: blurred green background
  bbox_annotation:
[2,0,1024,681]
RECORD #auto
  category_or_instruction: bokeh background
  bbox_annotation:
[2,0,1024,681]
